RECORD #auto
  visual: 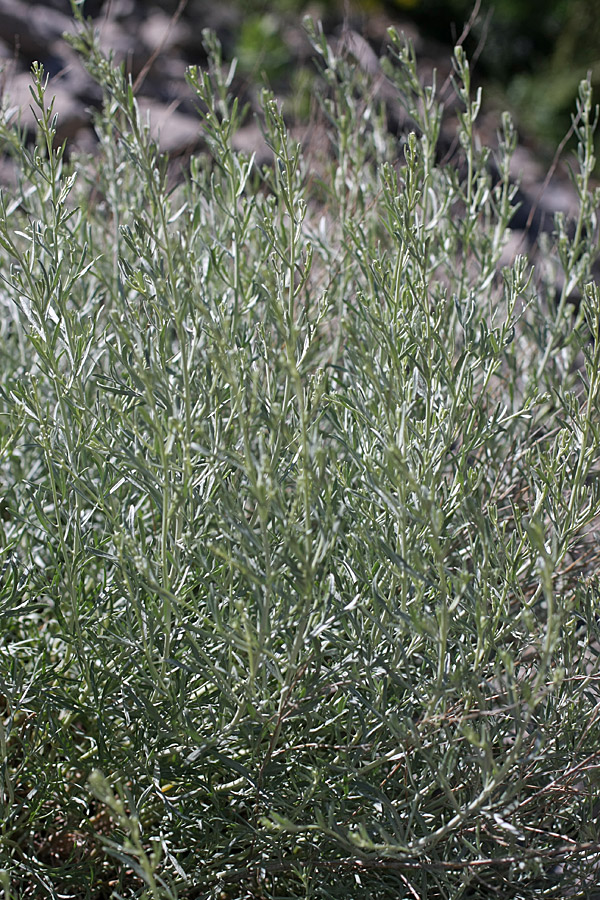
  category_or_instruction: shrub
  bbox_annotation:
[0,8,599,899]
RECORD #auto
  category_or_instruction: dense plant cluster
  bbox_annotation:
[0,8,599,898]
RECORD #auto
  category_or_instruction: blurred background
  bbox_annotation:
[1,0,599,172]
[228,0,600,164]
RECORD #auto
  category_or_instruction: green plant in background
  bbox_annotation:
[508,0,600,152]
[237,14,293,84]
[205,0,600,166]
[386,0,600,161]
[397,0,572,78]
[0,4,599,898]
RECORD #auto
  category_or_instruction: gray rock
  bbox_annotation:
[136,97,201,155]
[0,0,75,59]
[3,70,88,142]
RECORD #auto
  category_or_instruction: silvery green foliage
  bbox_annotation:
[0,8,598,898]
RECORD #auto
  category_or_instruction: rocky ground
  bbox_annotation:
[0,0,587,254]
